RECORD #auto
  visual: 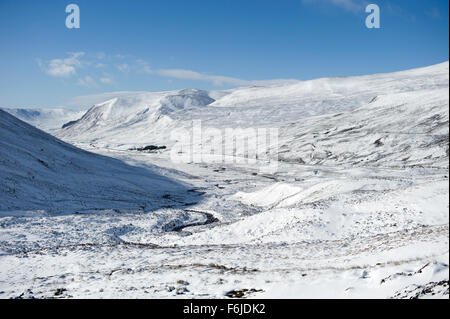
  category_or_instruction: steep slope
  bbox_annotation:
[0,109,193,214]
[57,89,214,146]
[2,108,86,132]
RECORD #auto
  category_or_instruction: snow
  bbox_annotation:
[2,108,85,132]
[56,89,214,146]
[0,109,196,214]
[231,182,303,208]
[0,62,448,299]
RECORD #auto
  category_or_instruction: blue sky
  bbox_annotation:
[0,0,448,109]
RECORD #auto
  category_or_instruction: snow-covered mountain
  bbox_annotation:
[2,108,86,132]
[57,89,214,146]
[0,62,448,299]
[57,62,449,149]
[0,109,194,214]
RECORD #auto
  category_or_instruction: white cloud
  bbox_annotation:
[116,63,131,73]
[100,76,114,84]
[137,60,249,86]
[39,52,85,77]
[140,64,297,87]
[38,53,295,89]
[330,0,363,12]
[136,59,152,73]
[302,0,365,13]
[77,75,96,87]
[155,69,249,86]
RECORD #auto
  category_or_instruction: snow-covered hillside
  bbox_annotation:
[275,88,449,169]
[0,109,195,214]
[57,62,449,149]
[0,62,448,299]
[57,89,214,146]
[2,108,85,132]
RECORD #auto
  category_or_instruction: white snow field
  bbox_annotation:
[0,62,448,299]
[2,108,85,132]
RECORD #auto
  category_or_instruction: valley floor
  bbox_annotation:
[0,145,448,299]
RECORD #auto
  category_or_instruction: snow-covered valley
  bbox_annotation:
[0,62,448,299]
